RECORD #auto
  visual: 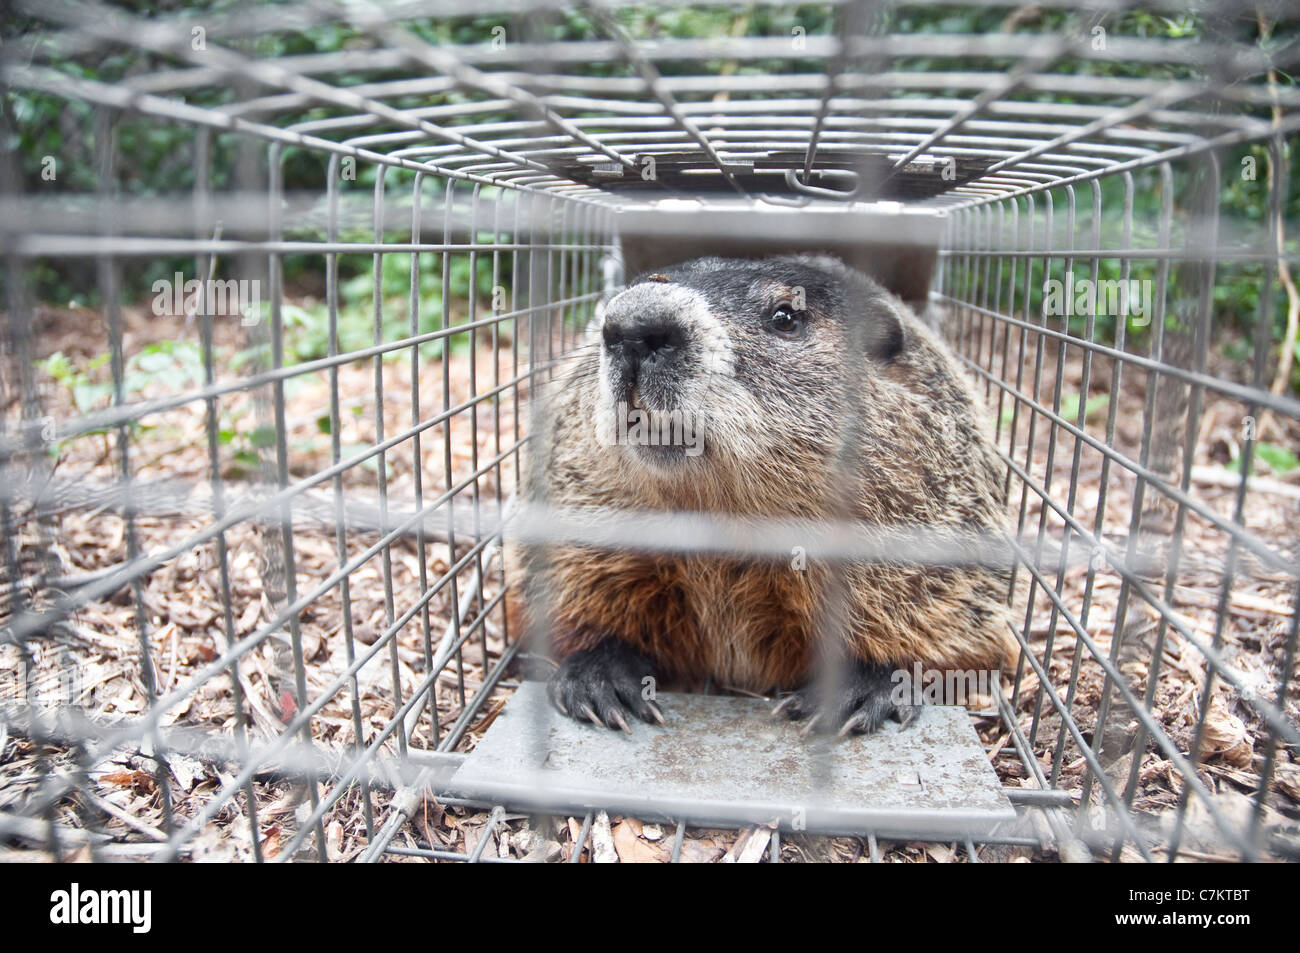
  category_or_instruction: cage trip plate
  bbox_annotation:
[447,682,1015,838]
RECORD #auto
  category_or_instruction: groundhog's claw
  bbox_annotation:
[607,707,633,735]
[548,638,663,731]
[774,661,919,737]
[798,713,823,738]
[770,693,801,719]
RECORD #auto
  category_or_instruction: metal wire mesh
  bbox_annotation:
[1,0,1297,862]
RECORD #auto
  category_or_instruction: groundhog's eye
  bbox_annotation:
[769,304,804,336]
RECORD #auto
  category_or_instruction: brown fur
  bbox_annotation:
[510,255,1017,694]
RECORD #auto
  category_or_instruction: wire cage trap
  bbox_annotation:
[0,0,1298,864]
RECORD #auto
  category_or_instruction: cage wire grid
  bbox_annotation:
[0,0,1297,863]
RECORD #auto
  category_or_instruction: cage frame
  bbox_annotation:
[0,0,1298,863]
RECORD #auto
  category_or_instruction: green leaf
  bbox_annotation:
[1228,443,1300,475]
[231,344,270,373]
[135,347,175,374]
[341,443,392,478]
[72,381,110,414]
[1058,392,1109,424]
[1256,443,1300,475]
[249,426,278,449]
[38,352,74,383]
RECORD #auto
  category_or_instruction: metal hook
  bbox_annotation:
[783,167,862,201]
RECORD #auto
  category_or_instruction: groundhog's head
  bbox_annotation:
[588,254,912,488]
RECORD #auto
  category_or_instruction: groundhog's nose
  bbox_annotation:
[602,314,685,377]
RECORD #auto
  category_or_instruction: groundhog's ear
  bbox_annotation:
[860,295,907,363]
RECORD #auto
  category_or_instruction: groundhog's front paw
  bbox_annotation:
[547,638,666,733]
[772,660,920,736]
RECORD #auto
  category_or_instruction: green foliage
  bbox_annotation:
[36,336,302,474]
[37,340,204,415]
[999,392,1107,429]
[1256,442,1300,474]
[38,350,112,416]
[233,253,498,366]
[35,340,207,457]
[1228,442,1300,476]
[10,2,1300,397]
[1060,393,1110,425]
[130,339,207,391]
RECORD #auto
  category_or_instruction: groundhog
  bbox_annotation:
[512,254,1017,735]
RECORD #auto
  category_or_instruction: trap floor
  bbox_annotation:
[448,682,1015,839]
